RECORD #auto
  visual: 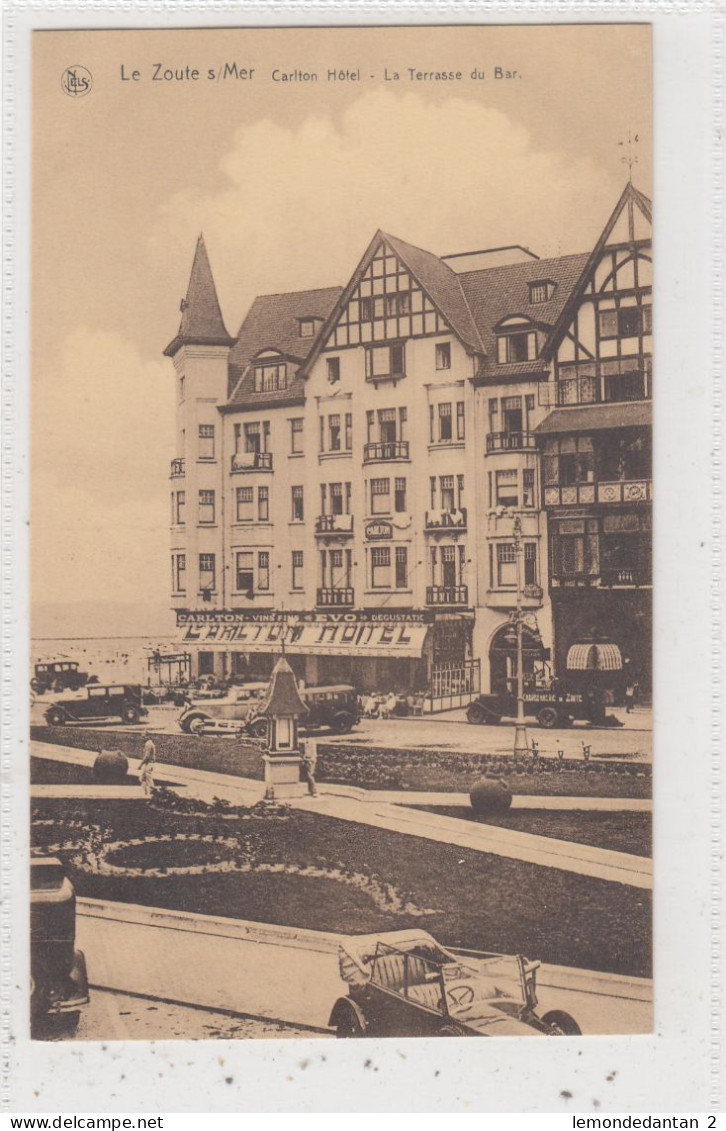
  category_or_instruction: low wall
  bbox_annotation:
[77,897,652,1036]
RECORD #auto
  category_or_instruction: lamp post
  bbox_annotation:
[510,512,529,757]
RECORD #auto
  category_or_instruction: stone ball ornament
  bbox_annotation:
[93,748,129,784]
[469,776,513,813]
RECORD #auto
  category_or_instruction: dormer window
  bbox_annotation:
[529,280,555,304]
[253,350,287,392]
[496,318,538,364]
[298,317,322,339]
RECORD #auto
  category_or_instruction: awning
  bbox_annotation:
[566,642,623,672]
[535,401,652,436]
[284,622,429,658]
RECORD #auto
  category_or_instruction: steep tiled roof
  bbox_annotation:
[227,285,342,406]
[164,235,236,357]
[383,232,485,353]
[459,252,589,377]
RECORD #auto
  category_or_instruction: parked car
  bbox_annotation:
[43,683,148,726]
[178,682,360,737]
[30,661,96,696]
[30,855,89,1036]
[329,930,581,1039]
[466,688,610,729]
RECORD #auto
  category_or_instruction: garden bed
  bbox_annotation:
[31,727,651,799]
[31,796,651,978]
[411,806,651,857]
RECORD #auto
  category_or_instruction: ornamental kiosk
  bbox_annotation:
[259,655,309,800]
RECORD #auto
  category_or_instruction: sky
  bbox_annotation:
[31,24,652,637]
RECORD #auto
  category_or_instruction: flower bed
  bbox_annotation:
[412,807,652,857]
[31,797,651,977]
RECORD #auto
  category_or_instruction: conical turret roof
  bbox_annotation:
[259,656,308,718]
[164,235,236,357]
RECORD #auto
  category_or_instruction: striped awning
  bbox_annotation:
[566,642,623,672]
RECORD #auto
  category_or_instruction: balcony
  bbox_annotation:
[363,441,410,463]
[317,587,354,607]
[543,480,652,507]
[426,585,468,606]
[552,568,651,590]
[425,508,467,531]
[170,458,185,478]
[315,514,354,536]
[230,451,273,473]
[486,432,537,453]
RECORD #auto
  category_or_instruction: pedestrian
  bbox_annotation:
[624,680,636,714]
[138,731,156,796]
[300,739,318,797]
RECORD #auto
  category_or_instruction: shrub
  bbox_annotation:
[470,776,513,813]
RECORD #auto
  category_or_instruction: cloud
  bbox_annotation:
[150,89,622,327]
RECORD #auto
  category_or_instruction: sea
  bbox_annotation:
[30,635,180,687]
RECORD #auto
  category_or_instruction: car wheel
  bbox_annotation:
[30,678,42,694]
[335,1004,366,1039]
[52,678,65,694]
[439,1025,461,1036]
[541,1009,582,1036]
[331,711,354,734]
[537,706,559,729]
[189,717,206,736]
[121,704,140,725]
[46,708,65,726]
[44,1011,81,1039]
[249,718,268,740]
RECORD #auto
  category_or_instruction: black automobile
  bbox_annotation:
[31,661,95,696]
[466,688,605,729]
[178,682,360,737]
[31,855,89,1037]
[44,683,148,726]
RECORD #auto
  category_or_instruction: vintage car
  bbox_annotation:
[30,661,95,696]
[328,930,581,1039]
[43,683,148,726]
[465,688,612,729]
[178,682,360,737]
[30,855,89,1036]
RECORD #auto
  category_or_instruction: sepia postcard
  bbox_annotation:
[3,8,721,1116]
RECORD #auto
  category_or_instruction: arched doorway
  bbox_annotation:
[489,624,547,696]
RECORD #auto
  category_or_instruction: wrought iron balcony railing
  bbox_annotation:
[486,432,537,453]
[316,587,354,607]
[425,508,467,530]
[363,441,410,462]
[170,458,185,478]
[426,585,468,606]
[230,451,273,473]
[315,514,354,535]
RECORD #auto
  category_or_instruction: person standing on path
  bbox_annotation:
[138,732,156,796]
[300,739,318,797]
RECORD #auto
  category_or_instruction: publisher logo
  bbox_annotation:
[61,66,93,98]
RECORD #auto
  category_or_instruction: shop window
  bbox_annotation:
[495,470,519,508]
[291,550,304,591]
[435,342,451,370]
[291,485,304,522]
[236,486,254,523]
[290,418,303,454]
[370,477,390,514]
[198,652,214,676]
[496,544,517,588]
[258,486,269,522]
[199,553,216,593]
[371,546,391,589]
[198,424,215,460]
[395,546,408,589]
[198,490,215,525]
[394,477,407,513]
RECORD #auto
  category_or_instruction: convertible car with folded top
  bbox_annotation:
[329,930,582,1038]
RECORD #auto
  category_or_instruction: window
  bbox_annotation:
[394,477,407,513]
[370,478,390,514]
[299,319,317,338]
[529,281,553,304]
[440,475,455,511]
[258,551,270,591]
[523,468,536,508]
[198,424,215,460]
[291,485,304,522]
[235,552,254,594]
[438,402,452,441]
[361,294,410,320]
[441,545,457,588]
[290,418,303,454]
[174,490,185,525]
[320,548,352,589]
[236,486,254,522]
[327,357,340,383]
[457,474,465,508]
[497,331,537,363]
[199,554,216,592]
[253,357,287,392]
[395,546,408,589]
[258,485,269,522]
[366,410,375,443]
[172,553,186,593]
[435,342,451,370]
[456,401,465,440]
[502,396,523,435]
[292,550,304,590]
[495,470,519,508]
[329,414,341,451]
[243,422,260,453]
[178,375,185,403]
[365,344,405,379]
[199,490,215,525]
[599,306,649,339]
[371,546,391,588]
[496,544,517,588]
[345,413,353,451]
[330,482,344,515]
[379,408,396,444]
[524,544,537,586]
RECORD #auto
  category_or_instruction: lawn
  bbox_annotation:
[412,806,651,857]
[30,756,178,788]
[31,726,651,800]
[31,796,651,978]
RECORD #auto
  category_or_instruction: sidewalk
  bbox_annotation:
[32,738,651,889]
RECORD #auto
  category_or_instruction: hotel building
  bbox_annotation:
[165,183,652,709]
